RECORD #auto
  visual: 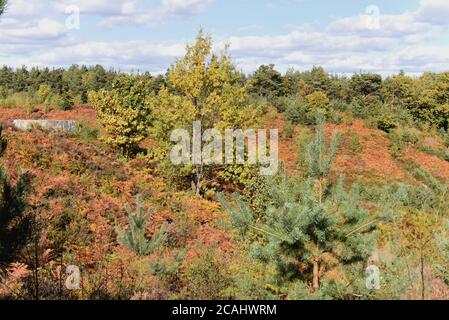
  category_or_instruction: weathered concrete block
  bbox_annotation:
[12,120,78,134]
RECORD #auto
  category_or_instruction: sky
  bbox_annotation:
[1,0,449,76]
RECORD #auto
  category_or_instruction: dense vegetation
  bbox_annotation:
[2,63,448,133]
[1,31,449,300]
[0,65,119,111]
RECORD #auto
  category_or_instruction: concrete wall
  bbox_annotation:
[12,120,78,134]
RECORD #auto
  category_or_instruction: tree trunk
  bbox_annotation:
[420,250,425,300]
[195,164,204,196]
[313,260,319,291]
[33,236,39,300]
[59,253,63,300]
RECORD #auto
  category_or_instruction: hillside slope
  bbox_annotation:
[273,115,449,185]
[1,105,449,299]
[1,106,234,298]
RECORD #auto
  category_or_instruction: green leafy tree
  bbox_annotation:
[304,91,331,116]
[401,211,440,300]
[0,126,33,267]
[249,64,284,102]
[91,75,154,154]
[82,65,110,93]
[381,73,418,109]
[36,84,51,104]
[351,73,382,98]
[285,92,331,125]
[282,68,302,97]
[413,72,449,130]
[284,95,307,124]
[221,119,379,294]
[115,195,168,256]
[282,66,332,98]
[434,223,449,294]
[150,30,262,195]
[308,66,331,93]
[328,74,351,102]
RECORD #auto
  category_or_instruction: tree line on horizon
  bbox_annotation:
[1,62,448,131]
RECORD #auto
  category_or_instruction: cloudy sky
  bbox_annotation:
[1,0,449,75]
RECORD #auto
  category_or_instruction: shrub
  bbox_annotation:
[181,247,231,300]
[242,175,274,223]
[37,84,51,103]
[71,94,84,106]
[0,92,35,109]
[304,91,331,113]
[0,86,7,99]
[273,95,292,113]
[284,120,294,139]
[388,127,420,157]
[347,99,366,118]
[377,114,398,132]
[91,75,153,154]
[0,126,33,267]
[48,93,72,110]
[75,120,99,142]
[343,129,364,155]
[285,92,331,125]
[410,72,449,130]
[285,95,309,124]
[331,99,350,112]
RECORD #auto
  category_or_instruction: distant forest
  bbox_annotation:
[1,63,448,133]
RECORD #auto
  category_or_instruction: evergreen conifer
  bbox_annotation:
[0,126,32,267]
[220,118,378,291]
[116,195,168,256]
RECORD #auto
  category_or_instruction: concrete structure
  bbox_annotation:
[12,120,78,134]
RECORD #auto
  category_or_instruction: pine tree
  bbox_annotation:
[303,116,339,199]
[115,195,167,256]
[0,126,32,267]
[220,118,378,293]
[413,167,448,214]
[0,0,7,16]
[249,64,284,102]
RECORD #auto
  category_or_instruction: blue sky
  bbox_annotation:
[1,0,448,75]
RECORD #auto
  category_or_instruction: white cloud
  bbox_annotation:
[0,1,71,57]
[54,0,215,18]
[6,0,47,17]
[415,0,449,25]
[220,27,449,75]
[328,12,428,38]
[12,26,449,76]
[0,18,68,42]
[55,0,134,15]
[98,0,216,27]
[162,0,215,15]
[328,0,449,38]
[2,0,449,76]
[98,12,160,28]
[22,41,185,72]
